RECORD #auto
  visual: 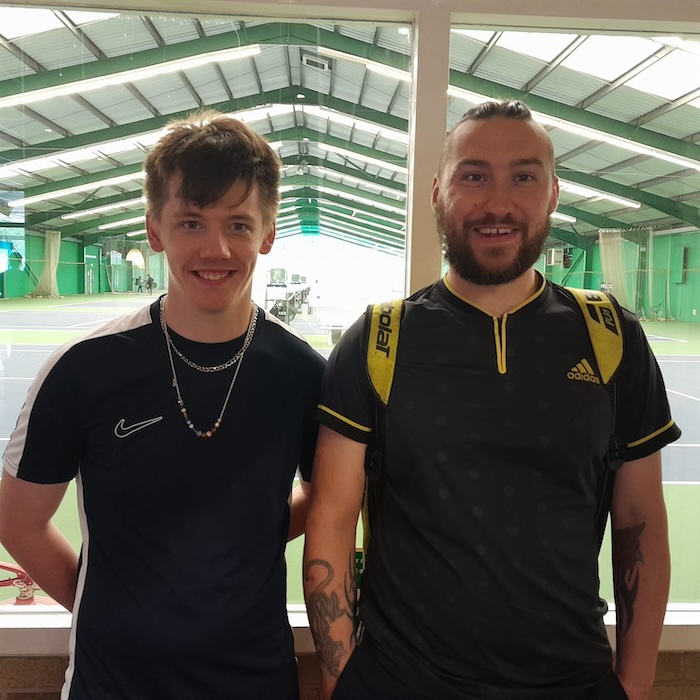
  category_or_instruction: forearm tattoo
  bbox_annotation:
[305,556,357,678]
[344,549,359,639]
[613,521,646,634]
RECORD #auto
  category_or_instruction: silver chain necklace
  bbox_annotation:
[160,297,259,438]
[158,297,258,373]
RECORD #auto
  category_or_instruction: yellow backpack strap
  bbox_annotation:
[566,287,623,385]
[361,299,404,579]
[366,299,403,405]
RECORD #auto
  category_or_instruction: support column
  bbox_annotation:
[404,8,451,294]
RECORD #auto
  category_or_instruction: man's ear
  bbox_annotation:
[259,224,276,255]
[548,176,561,215]
[146,213,164,253]
[431,176,440,211]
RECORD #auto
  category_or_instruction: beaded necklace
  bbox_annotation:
[159,297,258,438]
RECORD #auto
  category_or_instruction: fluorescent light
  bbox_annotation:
[126,229,147,237]
[0,45,261,110]
[320,215,402,242]
[276,226,303,237]
[98,215,145,231]
[0,112,279,181]
[559,181,641,209]
[315,166,406,198]
[317,46,371,66]
[317,47,411,83]
[652,225,698,235]
[317,143,407,174]
[11,172,145,208]
[318,206,404,235]
[319,217,405,251]
[552,212,577,223]
[447,86,485,104]
[367,64,411,82]
[317,185,405,215]
[233,105,294,123]
[302,105,408,144]
[0,133,162,181]
[446,87,700,173]
[537,113,700,173]
[276,213,300,225]
[62,196,145,220]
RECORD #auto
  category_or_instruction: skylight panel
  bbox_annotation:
[653,36,700,56]
[497,32,578,62]
[561,35,659,81]
[64,11,120,25]
[0,8,63,39]
[625,51,700,100]
[451,29,496,44]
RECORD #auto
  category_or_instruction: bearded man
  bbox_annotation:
[304,100,679,700]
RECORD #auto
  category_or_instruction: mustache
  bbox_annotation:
[464,215,523,228]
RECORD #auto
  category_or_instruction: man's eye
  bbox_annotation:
[231,223,248,232]
[464,173,484,182]
[183,221,200,230]
[515,174,535,182]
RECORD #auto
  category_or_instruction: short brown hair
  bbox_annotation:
[437,99,539,177]
[144,110,280,226]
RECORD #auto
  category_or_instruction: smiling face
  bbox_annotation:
[147,174,274,325]
[432,116,559,286]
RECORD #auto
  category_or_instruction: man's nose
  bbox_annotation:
[201,229,231,259]
[482,182,513,217]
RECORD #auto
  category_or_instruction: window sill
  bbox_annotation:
[0,604,699,655]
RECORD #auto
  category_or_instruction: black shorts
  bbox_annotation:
[331,642,628,700]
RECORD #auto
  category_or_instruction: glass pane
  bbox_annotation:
[448,22,699,607]
[0,7,411,608]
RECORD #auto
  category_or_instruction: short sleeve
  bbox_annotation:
[3,351,82,484]
[617,311,681,461]
[316,313,375,444]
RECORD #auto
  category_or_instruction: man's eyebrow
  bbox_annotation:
[455,159,489,169]
[453,157,547,169]
[511,157,547,168]
[225,212,256,223]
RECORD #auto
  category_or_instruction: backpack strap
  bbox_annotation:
[566,287,626,549]
[565,288,623,385]
[366,299,403,405]
[361,299,404,567]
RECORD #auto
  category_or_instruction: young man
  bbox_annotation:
[304,100,680,700]
[0,111,325,699]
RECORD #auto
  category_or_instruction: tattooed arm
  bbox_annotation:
[610,451,670,700]
[303,426,366,700]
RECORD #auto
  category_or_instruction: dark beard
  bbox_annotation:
[436,204,550,286]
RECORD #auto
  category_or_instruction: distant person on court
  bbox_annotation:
[134,275,144,293]
[304,100,680,700]
[146,273,154,294]
[0,110,325,700]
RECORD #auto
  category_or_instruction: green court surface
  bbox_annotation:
[0,296,698,607]
[642,319,700,355]
[1,482,698,604]
[0,293,330,351]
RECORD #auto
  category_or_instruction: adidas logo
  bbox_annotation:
[567,359,601,384]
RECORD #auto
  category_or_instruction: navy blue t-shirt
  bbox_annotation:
[4,298,325,700]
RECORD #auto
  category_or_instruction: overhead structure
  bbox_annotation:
[0,8,699,257]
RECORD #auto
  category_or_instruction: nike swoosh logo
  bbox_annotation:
[114,416,163,438]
